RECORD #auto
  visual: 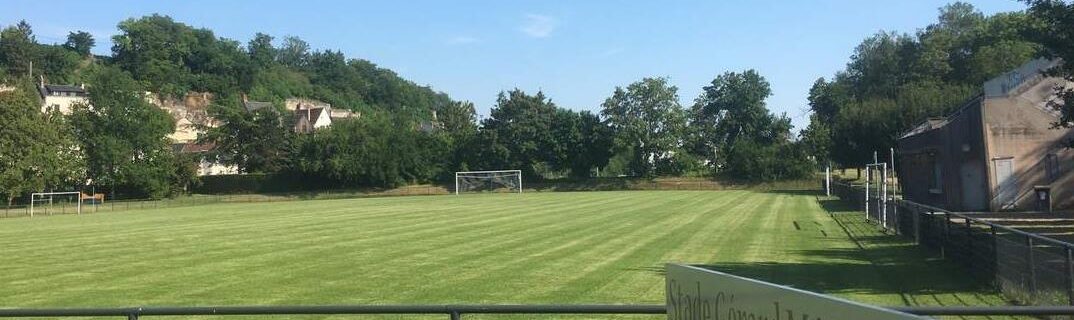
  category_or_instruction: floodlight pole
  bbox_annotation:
[881,162,888,227]
[864,167,870,217]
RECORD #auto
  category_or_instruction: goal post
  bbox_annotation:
[455,170,523,195]
[29,191,82,217]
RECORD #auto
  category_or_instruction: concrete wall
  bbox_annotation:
[981,76,1074,211]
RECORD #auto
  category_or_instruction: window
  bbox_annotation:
[1046,153,1060,182]
[928,154,943,194]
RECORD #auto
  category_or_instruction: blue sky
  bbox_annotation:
[4,0,1027,131]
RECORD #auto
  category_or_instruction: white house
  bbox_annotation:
[38,78,88,114]
[290,99,358,133]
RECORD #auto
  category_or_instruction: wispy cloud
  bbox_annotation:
[445,35,480,45]
[520,14,558,38]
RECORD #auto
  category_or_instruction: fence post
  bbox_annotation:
[942,213,950,259]
[912,205,921,244]
[991,225,998,274]
[1027,236,1037,295]
[965,218,973,264]
[450,311,461,320]
[1066,247,1074,306]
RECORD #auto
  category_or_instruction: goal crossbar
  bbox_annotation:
[30,191,83,217]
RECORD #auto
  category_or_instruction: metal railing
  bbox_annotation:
[831,180,1074,306]
[5,304,1074,319]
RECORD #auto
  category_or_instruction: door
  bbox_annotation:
[994,158,1017,209]
[960,162,987,211]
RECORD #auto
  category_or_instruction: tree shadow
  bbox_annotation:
[763,189,823,196]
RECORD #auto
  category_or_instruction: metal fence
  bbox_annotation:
[5,304,1074,319]
[832,180,1074,307]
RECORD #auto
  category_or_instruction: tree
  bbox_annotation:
[687,70,809,181]
[290,114,447,188]
[799,114,832,163]
[550,109,613,178]
[0,87,83,207]
[690,70,777,170]
[601,77,687,177]
[277,36,310,69]
[198,100,294,174]
[69,66,179,198]
[64,31,95,57]
[1024,0,1074,131]
[476,89,559,179]
[0,21,38,77]
[247,32,276,68]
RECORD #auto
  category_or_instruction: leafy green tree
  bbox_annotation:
[37,45,81,84]
[290,115,446,188]
[476,89,559,179]
[68,66,178,198]
[0,21,37,77]
[1024,0,1074,130]
[0,87,83,206]
[690,70,778,170]
[63,31,95,57]
[247,32,276,68]
[198,100,294,174]
[112,14,251,96]
[601,77,687,177]
[277,36,310,69]
[799,114,832,163]
[552,109,613,178]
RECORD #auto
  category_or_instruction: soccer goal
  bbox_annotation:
[29,191,82,217]
[455,170,523,195]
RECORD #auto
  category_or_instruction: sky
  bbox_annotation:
[3,0,1029,131]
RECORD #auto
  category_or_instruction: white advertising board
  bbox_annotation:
[666,264,924,320]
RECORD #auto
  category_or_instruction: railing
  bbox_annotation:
[5,304,1074,319]
[831,180,1074,306]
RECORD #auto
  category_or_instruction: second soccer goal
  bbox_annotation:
[455,170,522,195]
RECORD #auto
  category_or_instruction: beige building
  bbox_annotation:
[898,59,1074,211]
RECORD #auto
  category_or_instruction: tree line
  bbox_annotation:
[800,1,1074,171]
[12,0,1074,202]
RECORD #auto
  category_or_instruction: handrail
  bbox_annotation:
[2,304,1074,318]
[898,199,1074,250]
[831,180,1074,250]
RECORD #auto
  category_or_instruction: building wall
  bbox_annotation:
[981,76,1074,211]
[41,95,87,114]
[897,99,989,211]
[198,159,239,176]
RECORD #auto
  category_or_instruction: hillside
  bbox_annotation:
[1,15,454,121]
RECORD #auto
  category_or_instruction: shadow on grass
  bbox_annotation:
[763,189,823,196]
[637,195,1000,305]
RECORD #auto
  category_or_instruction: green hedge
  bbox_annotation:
[193,173,326,194]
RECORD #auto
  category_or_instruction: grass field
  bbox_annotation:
[0,190,1009,316]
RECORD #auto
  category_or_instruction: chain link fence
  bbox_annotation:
[831,180,1074,307]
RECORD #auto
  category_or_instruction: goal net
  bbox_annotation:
[29,191,82,217]
[455,170,523,195]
